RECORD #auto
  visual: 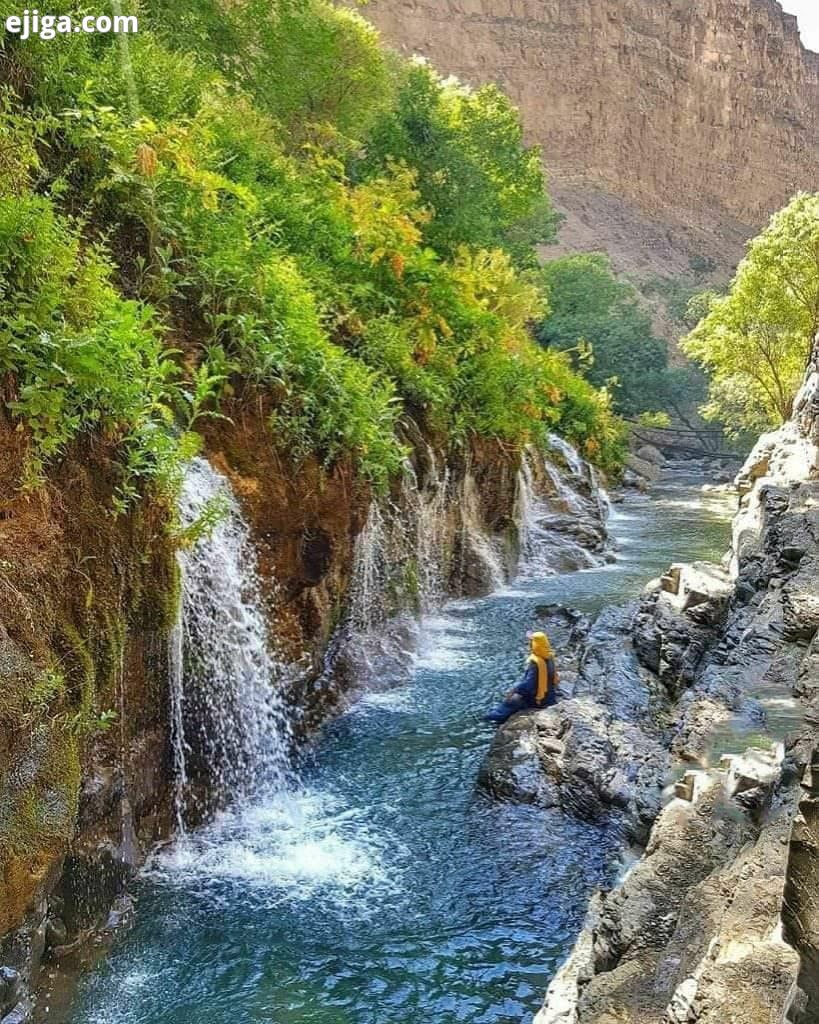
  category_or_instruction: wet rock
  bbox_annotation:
[0,969,20,1015]
[44,918,67,950]
[533,604,591,653]
[481,605,668,842]
[783,749,819,1023]
[621,469,648,491]
[77,769,122,832]
[632,590,718,693]
[637,444,665,466]
[657,561,732,615]
[538,778,800,1024]
[1,1004,31,1024]
[57,844,134,934]
[478,711,560,808]
[535,895,601,1024]
[625,452,662,482]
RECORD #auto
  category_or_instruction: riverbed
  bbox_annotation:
[63,478,732,1024]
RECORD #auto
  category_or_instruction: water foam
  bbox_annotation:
[151,788,395,908]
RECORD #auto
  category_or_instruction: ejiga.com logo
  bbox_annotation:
[5,8,138,40]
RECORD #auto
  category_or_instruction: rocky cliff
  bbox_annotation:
[356,0,819,272]
[481,335,819,1023]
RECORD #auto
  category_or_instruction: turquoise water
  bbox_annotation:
[67,481,732,1024]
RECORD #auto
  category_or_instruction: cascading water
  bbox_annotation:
[547,432,586,478]
[459,465,508,592]
[348,444,451,637]
[167,615,186,833]
[172,458,292,822]
[515,445,607,578]
[348,500,391,635]
[147,458,393,914]
[402,450,450,614]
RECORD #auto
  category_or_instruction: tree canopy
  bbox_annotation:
[534,253,670,417]
[683,193,819,436]
[354,63,558,263]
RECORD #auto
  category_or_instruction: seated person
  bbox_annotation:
[485,631,558,724]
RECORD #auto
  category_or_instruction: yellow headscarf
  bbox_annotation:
[528,632,553,703]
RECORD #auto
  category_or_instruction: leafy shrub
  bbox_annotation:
[0,0,626,497]
[535,253,672,417]
[355,63,558,263]
[0,195,183,494]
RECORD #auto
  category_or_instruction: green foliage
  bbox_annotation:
[683,193,819,436]
[638,411,672,429]
[0,0,625,497]
[355,63,558,263]
[535,254,670,416]
[641,274,719,331]
[28,669,66,719]
[147,0,392,144]
[688,254,717,277]
[0,194,184,492]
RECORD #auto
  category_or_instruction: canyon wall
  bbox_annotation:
[357,0,819,271]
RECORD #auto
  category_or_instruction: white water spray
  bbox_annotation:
[168,614,187,833]
[547,432,586,478]
[459,468,507,592]
[171,458,292,824]
[349,501,392,635]
[403,449,451,613]
[515,445,607,577]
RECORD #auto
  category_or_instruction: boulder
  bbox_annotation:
[621,469,648,491]
[637,444,665,467]
[478,711,560,807]
[0,970,19,1018]
[480,605,669,842]
[657,561,732,615]
[626,452,662,482]
[1,1004,31,1024]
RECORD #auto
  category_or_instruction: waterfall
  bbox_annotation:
[547,432,586,478]
[171,458,292,825]
[515,445,607,577]
[403,450,450,613]
[349,501,391,634]
[459,469,507,592]
[168,613,187,833]
[349,443,452,636]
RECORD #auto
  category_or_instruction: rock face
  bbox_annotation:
[480,604,669,844]
[356,0,819,267]
[523,336,819,1024]
[0,418,178,1023]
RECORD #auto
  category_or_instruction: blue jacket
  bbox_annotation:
[485,658,557,724]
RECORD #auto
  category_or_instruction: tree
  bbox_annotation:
[535,253,669,416]
[354,63,558,264]
[683,192,819,436]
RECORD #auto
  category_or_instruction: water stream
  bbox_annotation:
[66,474,733,1024]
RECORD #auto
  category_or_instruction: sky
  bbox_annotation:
[780,1,819,52]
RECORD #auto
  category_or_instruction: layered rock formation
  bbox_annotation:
[480,336,819,1023]
[356,0,819,269]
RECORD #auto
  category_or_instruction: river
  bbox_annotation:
[64,475,732,1024]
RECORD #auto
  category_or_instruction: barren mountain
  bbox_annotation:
[357,0,819,276]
